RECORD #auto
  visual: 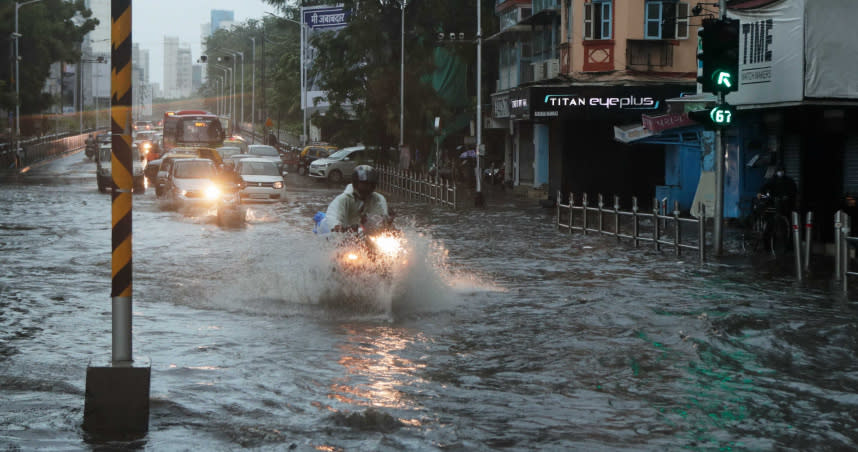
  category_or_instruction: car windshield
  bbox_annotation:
[174,161,214,179]
[239,161,279,176]
[327,149,354,160]
[248,146,278,157]
[217,147,241,159]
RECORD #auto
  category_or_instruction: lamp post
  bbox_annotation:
[277,15,308,146]
[250,36,256,143]
[475,0,484,206]
[399,0,408,151]
[14,0,47,141]
[214,64,232,121]
[223,49,244,127]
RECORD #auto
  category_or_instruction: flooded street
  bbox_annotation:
[2,152,858,450]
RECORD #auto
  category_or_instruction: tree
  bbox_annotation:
[0,0,98,127]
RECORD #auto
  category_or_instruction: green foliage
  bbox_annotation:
[0,0,98,114]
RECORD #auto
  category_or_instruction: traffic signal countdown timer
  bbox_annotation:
[697,18,739,94]
[689,103,736,130]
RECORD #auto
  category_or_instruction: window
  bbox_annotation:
[645,1,689,39]
[584,1,612,40]
[565,0,573,41]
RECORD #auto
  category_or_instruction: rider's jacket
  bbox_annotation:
[325,183,389,229]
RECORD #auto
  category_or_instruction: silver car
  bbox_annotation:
[307,146,374,183]
[234,158,286,202]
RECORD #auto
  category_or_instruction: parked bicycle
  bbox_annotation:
[747,193,792,255]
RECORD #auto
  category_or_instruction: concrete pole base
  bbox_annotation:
[83,356,150,440]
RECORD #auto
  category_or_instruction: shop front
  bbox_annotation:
[507,84,692,204]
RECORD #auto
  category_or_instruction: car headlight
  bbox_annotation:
[273,181,283,189]
[204,184,221,200]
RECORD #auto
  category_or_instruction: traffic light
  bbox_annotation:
[689,104,735,130]
[697,18,740,94]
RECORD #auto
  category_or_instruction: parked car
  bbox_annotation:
[297,144,337,176]
[234,158,286,203]
[308,145,376,183]
[163,158,221,208]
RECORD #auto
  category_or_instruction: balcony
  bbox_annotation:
[626,39,675,69]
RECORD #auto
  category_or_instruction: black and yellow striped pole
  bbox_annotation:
[84,0,149,437]
[110,0,134,363]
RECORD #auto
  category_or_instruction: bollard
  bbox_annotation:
[792,211,803,282]
[842,214,851,293]
[633,197,640,248]
[835,211,843,281]
[698,203,706,264]
[598,194,604,235]
[583,193,589,235]
[653,197,660,251]
[674,201,681,257]
[804,211,813,272]
[614,195,621,241]
[555,190,561,229]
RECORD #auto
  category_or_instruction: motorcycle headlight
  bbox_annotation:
[370,234,404,257]
[273,181,283,189]
[204,184,221,200]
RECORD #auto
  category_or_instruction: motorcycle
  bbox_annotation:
[85,140,97,160]
[314,212,406,278]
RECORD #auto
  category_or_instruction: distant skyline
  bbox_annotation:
[127,1,279,86]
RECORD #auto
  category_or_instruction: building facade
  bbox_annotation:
[488,0,697,206]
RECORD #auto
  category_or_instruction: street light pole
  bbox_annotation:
[250,37,256,143]
[475,0,484,206]
[400,0,407,150]
[14,0,47,140]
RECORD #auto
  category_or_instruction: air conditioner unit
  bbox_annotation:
[545,58,560,79]
[531,62,544,81]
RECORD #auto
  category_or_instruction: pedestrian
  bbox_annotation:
[758,167,798,217]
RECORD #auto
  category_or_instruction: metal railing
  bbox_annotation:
[377,165,457,208]
[3,132,96,169]
[555,191,706,263]
[835,211,858,293]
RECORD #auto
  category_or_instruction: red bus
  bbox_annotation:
[162,110,225,153]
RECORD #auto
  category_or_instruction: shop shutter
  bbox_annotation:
[843,135,858,194]
[782,134,802,189]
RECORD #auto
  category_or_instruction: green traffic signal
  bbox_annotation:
[697,18,739,94]
[710,104,734,126]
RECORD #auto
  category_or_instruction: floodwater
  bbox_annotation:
[2,152,858,451]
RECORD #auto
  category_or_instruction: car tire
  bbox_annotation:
[97,176,106,193]
[133,177,146,194]
[329,170,343,184]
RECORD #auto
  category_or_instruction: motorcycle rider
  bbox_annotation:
[325,165,392,232]
[85,134,97,159]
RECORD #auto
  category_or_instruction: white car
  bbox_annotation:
[308,146,374,183]
[234,158,286,202]
[164,158,221,207]
[247,144,285,174]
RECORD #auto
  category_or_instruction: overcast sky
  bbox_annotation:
[127,0,280,86]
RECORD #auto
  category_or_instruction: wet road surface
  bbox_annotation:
[1,151,858,450]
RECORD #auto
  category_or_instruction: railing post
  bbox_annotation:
[614,195,621,240]
[568,192,574,233]
[582,193,589,235]
[835,211,843,281]
[792,211,803,282]
[597,194,604,235]
[674,200,681,257]
[555,190,561,230]
[633,196,640,248]
[698,203,706,264]
[803,211,813,272]
[653,197,660,251]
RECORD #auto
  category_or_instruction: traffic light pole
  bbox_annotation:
[712,0,727,256]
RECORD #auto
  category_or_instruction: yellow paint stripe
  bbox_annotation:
[111,193,132,226]
[111,9,131,45]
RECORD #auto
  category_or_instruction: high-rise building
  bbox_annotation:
[163,36,179,99]
[177,46,193,98]
[82,0,111,108]
[211,10,234,35]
